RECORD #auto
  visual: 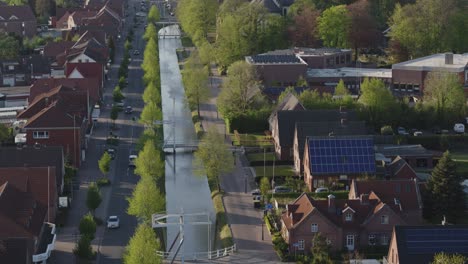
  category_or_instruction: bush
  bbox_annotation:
[73,236,94,260]
[227,109,271,133]
[93,216,104,226]
[79,213,96,240]
[96,177,111,187]
[380,125,394,135]
[272,233,289,261]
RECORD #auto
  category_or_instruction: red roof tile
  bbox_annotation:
[29,78,100,103]
[43,41,75,58]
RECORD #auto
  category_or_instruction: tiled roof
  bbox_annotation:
[29,78,100,103]
[66,62,103,86]
[0,238,31,264]
[251,0,281,13]
[386,156,417,179]
[351,179,422,212]
[43,41,75,58]
[0,5,36,22]
[281,193,315,229]
[74,30,107,46]
[375,144,442,158]
[394,225,468,263]
[0,167,56,223]
[69,10,97,25]
[0,146,63,191]
[24,99,86,129]
[274,109,357,147]
[268,93,304,124]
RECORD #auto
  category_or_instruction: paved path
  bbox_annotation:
[198,66,280,263]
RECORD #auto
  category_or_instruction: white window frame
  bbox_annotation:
[381,234,389,245]
[345,212,353,221]
[33,131,49,139]
[368,234,376,245]
[298,239,305,250]
[381,215,389,224]
[311,223,318,233]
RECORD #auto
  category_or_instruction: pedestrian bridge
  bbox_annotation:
[162,141,252,154]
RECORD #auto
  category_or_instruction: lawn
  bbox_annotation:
[247,152,276,163]
[253,165,295,178]
[231,133,273,147]
[451,151,468,178]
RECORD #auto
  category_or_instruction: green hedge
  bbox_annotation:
[226,109,270,133]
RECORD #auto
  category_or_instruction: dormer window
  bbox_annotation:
[9,15,18,20]
[0,16,4,20]
[345,212,353,221]
[381,215,389,224]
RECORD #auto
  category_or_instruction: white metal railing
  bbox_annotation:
[155,244,236,260]
[32,223,56,262]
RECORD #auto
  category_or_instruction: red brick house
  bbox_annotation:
[43,41,75,61]
[268,93,305,129]
[29,78,101,105]
[0,5,37,38]
[66,62,105,89]
[281,184,421,254]
[270,109,358,160]
[303,136,376,191]
[384,225,468,264]
[385,156,418,180]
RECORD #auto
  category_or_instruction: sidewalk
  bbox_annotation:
[198,66,279,263]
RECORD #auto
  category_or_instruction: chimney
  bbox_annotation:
[445,53,453,65]
[341,118,347,127]
[328,194,336,213]
[360,194,369,205]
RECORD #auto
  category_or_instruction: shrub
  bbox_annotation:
[97,177,111,187]
[79,213,96,240]
[380,125,394,135]
[73,235,94,260]
[272,233,289,261]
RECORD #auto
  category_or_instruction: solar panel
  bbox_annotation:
[405,228,468,254]
[308,137,375,175]
[251,55,301,64]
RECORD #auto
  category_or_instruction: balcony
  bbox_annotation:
[32,223,56,263]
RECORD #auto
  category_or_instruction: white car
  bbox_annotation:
[129,154,137,167]
[107,216,120,229]
[315,187,329,193]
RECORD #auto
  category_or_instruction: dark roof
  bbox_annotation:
[274,109,358,147]
[25,55,50,75]
[296,121,367,161]
[268,93,305,124]
[386,156,417,179]
[29,77,100,103]
[24,99,86,129]
[251,0,281,13]
[306,136,376,175]
[43,41,75,58]
[0,146,64,191]
[0,5,36,22]
[394,225,468,264]
[264,47,351,56]
[375,144,442,158]
[0,238,31,264]
[249,55,302,64]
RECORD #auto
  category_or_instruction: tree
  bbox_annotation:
[140,102,162,127]
[260,177,270,200]
[217,61,261,119]
[143,23,158,42]
[98,152,111,177]
[4,0,28,5]
[79,213,97,240]
[73,235,94,260]
[134,140,164,181]
[118,76,127,89]
[127,178,165,222]
[432,252,468,264]
[423,72,466,128]
[287,0,316,18]
[35,0,51,20]
[347,0,381,60]
[0,124,12,144]
[198,41,214,66]
[388,0,461,57]
[108,37,115,62]
[110,106,119,126]
[334,79,349,96]
[86,182,102,216]
[425,151,465,223]
[0,33,19,60]
[317,5,351,48]
[193,127,234,191]
[182,52,210,118]
[143,81,162,105]
[123,223,162,264]
[358,78,399,128]
[177,0,218,45]
[147,5,161,24]
[113,86,125,102]
[288,6,320,47]
[310,233,333,264]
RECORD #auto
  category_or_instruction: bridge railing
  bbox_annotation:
[155,244,236,260]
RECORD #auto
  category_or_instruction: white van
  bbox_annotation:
[454,123,465,134]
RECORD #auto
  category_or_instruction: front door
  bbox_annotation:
[346,235,355,251]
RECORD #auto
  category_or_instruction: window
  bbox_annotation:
[311,224,318,232]
[381,234,389,245]
[368,234,376,245]
[405,184,411,193]
[33,131,49,139]
[298,239,305,250]
[326,238,332,245]
[381,215,389,224]
[395,184,401,193]
[345,212,353,221]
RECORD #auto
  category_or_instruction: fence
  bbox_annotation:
[155,244,236,260]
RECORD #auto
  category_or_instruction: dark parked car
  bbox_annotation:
[125,106,133,114]
[106,148,116,160]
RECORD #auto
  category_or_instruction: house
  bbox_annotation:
[0,145,65,194]
[383,156,418,180]
[250,0,295,16]
[43,41,75,61]
[66,62,105,88]
[25,55,51,81]
[67,10,98,29]
[81,4,123,38]
[392,52,468,98]
[0,60,29,87]
[303,136,376,191]
[374,144,442,169]
[0,5,37,38]
[17,89,88,167]
[268,93,305,126]
[384,225,468,264]
[281,192,408,253]
[262,87,308,102]
[85,0,125,18]
[29,78,101,105]
[349,179,423,225]
[0,86,30,108]
[0,179,56,264]
[293,120,367,174]
[270,109,358,160]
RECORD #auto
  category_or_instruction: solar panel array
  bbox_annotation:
[251,55,301,64]
[308,137,375,175]
[405,228,468,254]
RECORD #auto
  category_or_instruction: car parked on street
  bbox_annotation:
[106,148,116,160]
[397,127,409,135]
[129,154,137,167]
[125,106,133,114]
[273,186,292,193]
[251,189,261,196]
[107,216,120,229]
[315,187,329,193]
[413,131,423,136]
